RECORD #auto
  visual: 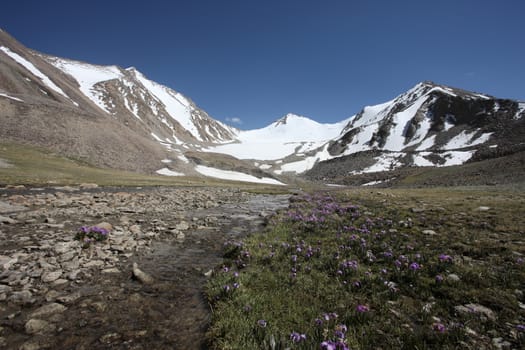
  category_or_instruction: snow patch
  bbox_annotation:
[195,165,285,185]
[442,130,492,150]
[161,159,172,164]
[0,92,23,102]
[415,135,436,151]
[130,70,203,141]
[361,180,384,187]
[177,154,190,163]
[49,57,122,113]
[156,168,184,176]
[1,46,72,101]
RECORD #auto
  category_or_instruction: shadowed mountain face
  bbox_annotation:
[1,28,523,183]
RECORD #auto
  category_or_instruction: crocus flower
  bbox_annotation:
[257,319,267,327]
[290,331,306,343]
[435,274,444,283]
[432,322,446,333]
[409,262,421,271]
[356,304,369,313]
[438,254,453,263]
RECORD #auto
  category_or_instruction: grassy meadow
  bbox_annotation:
[207,188,525,349]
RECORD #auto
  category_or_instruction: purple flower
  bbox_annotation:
[233,282,240,289]
[432,322,446,333]
[435,274,444,283]
[517,324,525,332]
[257,319,267,328]
[290,331,306,343]
[321,341,349,350]
[80,226,90,233]
[438,254,453,263]
[223,285,230,292]
[356,304,370,313]
[409,262,421,271]
[320,341,337,350]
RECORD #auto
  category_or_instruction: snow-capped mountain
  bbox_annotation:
[1,29,524,185]
[305,81,525,179]
[208,113,350,160]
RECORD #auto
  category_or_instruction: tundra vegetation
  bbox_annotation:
[207,188,525,349]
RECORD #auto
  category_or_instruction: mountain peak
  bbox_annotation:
[274,113,308,126]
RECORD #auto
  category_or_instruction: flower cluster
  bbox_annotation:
[75,225,109,247]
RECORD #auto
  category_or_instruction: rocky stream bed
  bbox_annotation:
[0,185,290,350]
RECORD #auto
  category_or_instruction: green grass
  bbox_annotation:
[206,188,525,349]
[0,142,289,192]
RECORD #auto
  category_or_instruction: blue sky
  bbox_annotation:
[1,0,524,129]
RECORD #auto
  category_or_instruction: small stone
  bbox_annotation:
[83,260,105,268]
[8,290,35,305]
[19,339,46,350]
[176,221,190,231]
[79,183,99,190]
[132,263,154,284]
[129,225,141,235]
[447,273,461,282]
[204,269,213,278]
[59,251,76,262]
[56,292,81,304]
[422,229,437,236]
[0,255,18,270]
[41,271,62,283]
[455,303,496,321]
[30,302,67,318]
[25,319,56,334]
[0,215,17,224]
[95,222,113,232]
[100,332,121,344]
[411,207,425,213]
[102,267,120,274]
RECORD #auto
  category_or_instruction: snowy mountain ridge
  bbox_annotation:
[1,29,524,185]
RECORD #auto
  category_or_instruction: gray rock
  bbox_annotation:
[83,260,105,268]
[455,303,496,321]
[447,273,461,282]
[25,319,56,334]
[41,271,62,283]
[132,263,154,284]
[56,292,81,304]
[0,215,18,224]
[0,200,28,214]
[19,339,47,350]
[79,183,99,190]
[422,229,437,235]
[30,302,67,318]
[8,290,35,305]
[129,225,141,235]
[102,267,120,274]
[0,255,18,270]
[175,221,190,231]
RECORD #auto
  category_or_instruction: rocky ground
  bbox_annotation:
[0,185,290,349]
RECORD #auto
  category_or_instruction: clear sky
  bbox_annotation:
[1,0,524,129]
